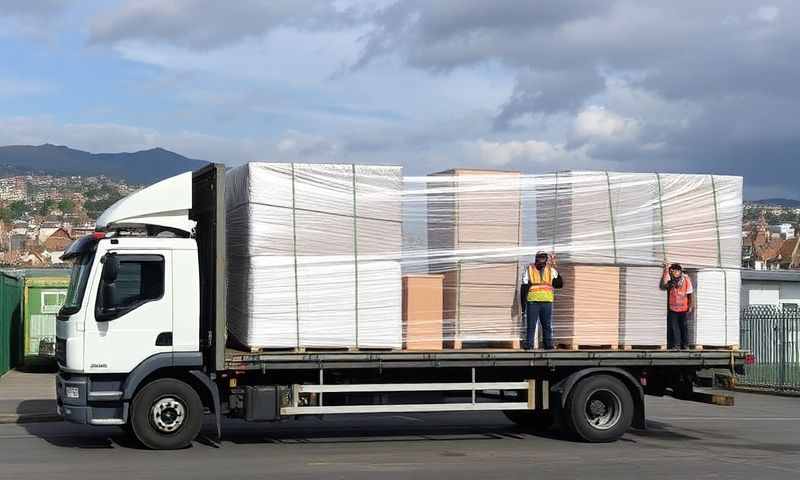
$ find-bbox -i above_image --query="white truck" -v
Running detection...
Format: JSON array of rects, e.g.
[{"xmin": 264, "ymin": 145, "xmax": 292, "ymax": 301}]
[{"xmin": 55, "ymin": 164, "xmax": 744, "ymax": 449}]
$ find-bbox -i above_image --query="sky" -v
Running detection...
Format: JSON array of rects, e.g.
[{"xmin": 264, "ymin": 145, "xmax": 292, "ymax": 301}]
[{"xmin": 0, "ymin": 0, "xmax": 797, "ymax": 199}]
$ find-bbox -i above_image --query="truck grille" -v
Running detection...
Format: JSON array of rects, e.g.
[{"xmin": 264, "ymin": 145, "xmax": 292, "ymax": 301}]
[{"xmin": 55, "ymin": 337, "xmax": 66, "ymax": 365}]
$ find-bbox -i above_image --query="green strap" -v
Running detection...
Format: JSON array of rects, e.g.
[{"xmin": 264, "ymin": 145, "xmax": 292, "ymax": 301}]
[
  {"xmin": 551, "ymin": 171, "xmax": 559, "ymax": 252},
  {"xmin": 290, "ymin": 163, "xmax": 301, "ymax": 348},
  {"xmin": 604, "ymin": 171, "xmax": 618, "ymax": 264},
  {"xmin": 655, "ymin": 173, "xmax": 667, "ymax": 263},
  {"xmin": 723, "ymin": 269, "xmax": 729, "ymax": 345},
  {"xmin": 710, "ymin": 175, "xmax": 723, "ymax": 268},
  {"xmin": 351, "ymin": 164, "xmax": 359, "ymax": 348}
]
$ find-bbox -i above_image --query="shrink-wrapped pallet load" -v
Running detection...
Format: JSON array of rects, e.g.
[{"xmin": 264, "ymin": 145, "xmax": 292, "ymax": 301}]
[
  {"xmin": 225, "ymin": 162, "xmax": 402, "ymax": 350},
  {"xmin": 552, "ymin": 265, "xmax": 621, "ymax": 348},
  {"xmin": 426, "ymin": 170, "xmax": 523, "ymax": 347},
  {"xmin": 688, "ymin": 269, "xmax": 741, "ymax": 348},
  {"xmin": 535, "ymin": 172, "xmax": 742, "ymax": 268},
  {"xmin": 618, "ymin": 267, "xmax": 667, "ymax": 348},
  {"xmin": 660, "ymin": 175, "xmax": 743, "ymax": 269},
  {"xmin": 535, "ymin": 172, "xmax": 663, "ymax": 265}
]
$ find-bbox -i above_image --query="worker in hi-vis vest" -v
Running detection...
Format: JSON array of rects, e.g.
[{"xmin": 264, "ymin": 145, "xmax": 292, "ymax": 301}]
[
  {"xmin": 660, "ymin": 263, "xmax": 694, "ymax": 349},
  {"xmin": 520, "ymin": 251, "xmax": 564, "ymax": 350}
]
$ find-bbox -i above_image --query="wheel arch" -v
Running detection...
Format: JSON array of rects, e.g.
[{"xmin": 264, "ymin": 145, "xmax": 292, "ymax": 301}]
[
  {"xmin": 121, "ymin": 353, "xmax": 219, "ymax": 413},
  {"xmin": 551, "ymin": 367, "xmax": 645, "ymax": 429}
]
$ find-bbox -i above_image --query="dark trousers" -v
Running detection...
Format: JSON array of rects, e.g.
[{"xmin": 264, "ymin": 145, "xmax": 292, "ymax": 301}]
[
  {"xmin": 667, "ymin": 310, "xmax": 689, "ymax": 349},
  {"xmin": 526, "ymin": 301, "xmax": 553, "ymax": 349}
]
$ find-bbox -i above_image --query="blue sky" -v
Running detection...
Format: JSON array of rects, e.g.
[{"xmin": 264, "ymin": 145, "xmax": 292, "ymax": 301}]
[{"xmin": 1, "ymin": 1, "xmax": 799, "ymax": 199}]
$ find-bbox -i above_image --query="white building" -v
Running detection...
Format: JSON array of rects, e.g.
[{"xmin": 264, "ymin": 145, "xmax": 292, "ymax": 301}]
[
  {"xmin": 769, "ymin": 223, "xmax": 796, "ymax": 239},
  {"xmin": 741, "ymin": 270, "xmax": 800, "ymax": 310}
]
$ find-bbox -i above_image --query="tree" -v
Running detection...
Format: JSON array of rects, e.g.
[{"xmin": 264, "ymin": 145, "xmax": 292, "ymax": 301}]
[
  {"xmin": 39, "ymin": 199, "xmax": 56, "ymax": 217},
  {"xmin": 8, "ymin": 201, "xmax": 27, "ymax": 220},
  {"xmin": 58, "ymin": 198, "xmax": 75, "ymax": 214}
]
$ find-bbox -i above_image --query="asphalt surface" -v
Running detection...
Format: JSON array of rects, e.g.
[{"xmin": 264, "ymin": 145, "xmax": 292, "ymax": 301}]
[{"xmin": 0, "ymin": 390, "xmax": 798, "ymax": 480}]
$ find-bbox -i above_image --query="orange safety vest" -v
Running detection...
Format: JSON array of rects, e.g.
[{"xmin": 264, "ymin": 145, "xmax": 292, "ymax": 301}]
[
  {"xmin": 668, "ymin": 275, "xmax": 693, "ymax": 313},
  {"xmin": 527, "ymin": 265, "xmax": 555, "ymax": 303}
]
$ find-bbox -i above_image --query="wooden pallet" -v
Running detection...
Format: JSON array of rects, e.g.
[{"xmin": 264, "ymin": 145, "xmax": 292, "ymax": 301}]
[
  {"xmin": 690, "ymin": 344, "xmax": 740, "ymax": 351},
  {"xmin": 248, "ymin": 346, "xmax": 398, "ymax": 353},
  {"xmin": 618, "ymin": 344, "xmax": 667, "ymax": 351},
  {"xmin": 449, "ymin": 339, "xmax": 522, "ymax": 350},
  {"xmin": 557, "ymin": 344, "xmax": 617, "ymax": 351}
]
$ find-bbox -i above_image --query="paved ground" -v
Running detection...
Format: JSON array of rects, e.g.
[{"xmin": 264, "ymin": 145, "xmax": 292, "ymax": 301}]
[
  {"xmin": 0, "ymin": 372, "xmax": 798, "ymax": 480},
  {"xmin": 0, "ymin": 369, "xmax": 58, "ymax": 423}
]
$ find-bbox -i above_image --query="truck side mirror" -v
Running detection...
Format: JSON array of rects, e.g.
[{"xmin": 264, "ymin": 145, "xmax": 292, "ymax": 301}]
[{"xmin": 103, "ymin": 254, "xmax": 119, "ymax": 284}]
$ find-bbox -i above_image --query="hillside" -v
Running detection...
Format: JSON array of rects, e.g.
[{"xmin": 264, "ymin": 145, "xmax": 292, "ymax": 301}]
[
  {"xmin": 749, "ymin": 198, "xmax": 800, "ymax": 208},
  {"xmin": 0, "ymin": 144, "xmax": 208, "ymax": 184}
]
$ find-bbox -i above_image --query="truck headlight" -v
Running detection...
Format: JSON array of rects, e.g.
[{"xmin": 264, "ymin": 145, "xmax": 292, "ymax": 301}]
[{"xmin": 65, "ymin": 386, "xmax": 80, "ymax": 399}]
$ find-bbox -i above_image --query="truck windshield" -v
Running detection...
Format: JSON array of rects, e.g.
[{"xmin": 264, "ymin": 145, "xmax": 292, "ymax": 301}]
[{"xmin": 59, "ymin": 252, "xmax": 95, "ymax": 317}]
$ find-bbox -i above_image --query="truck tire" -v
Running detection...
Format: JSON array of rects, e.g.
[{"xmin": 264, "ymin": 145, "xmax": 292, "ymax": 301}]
[
  {"xmin": 130, "ymin": 378, "xmax": 203, "ymax": 450},
  {"xmin": 564, "ymin": 375, "xmax": 633, "ymax": 443},
  {"xmin": 503, "ymin": 410, "xmax": 554, "ymax": 431}
]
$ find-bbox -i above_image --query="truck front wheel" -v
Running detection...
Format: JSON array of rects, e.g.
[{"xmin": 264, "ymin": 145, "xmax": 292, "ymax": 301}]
[
  {"xmin": 564, "ymin": 375, "xmax": 633, "ymax": 443},
  {"xmin": 130, "ymin": 378, "xmax": 203, "ymax": 450}
]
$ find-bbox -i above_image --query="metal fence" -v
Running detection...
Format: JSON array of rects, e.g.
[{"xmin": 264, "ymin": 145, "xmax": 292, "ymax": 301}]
[{"xmin": 738, "ymin": 305, "xmax": 800, "ymax": 391}]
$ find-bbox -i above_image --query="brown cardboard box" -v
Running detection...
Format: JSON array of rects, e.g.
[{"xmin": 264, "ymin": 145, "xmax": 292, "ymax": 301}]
[
  {"xmin": 552, "ymin": 265, "xmax": 620, "ymax": 347},
  {"xmin": 403, "ymin": 275, "xmax": 444, "ymax": 350},
  {"xmin": 441, "ymin": 261, "xmax": 522, "ymax": 345}
]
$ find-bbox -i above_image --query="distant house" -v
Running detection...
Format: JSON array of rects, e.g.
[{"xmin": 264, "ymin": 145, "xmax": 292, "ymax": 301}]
[
  {"xmin": 42, "ymin": 250, "xmax": 65, "ymax": 265},
  {"xmin": 777, "ymin": 237, "xmax": 800, "ymax": 270},
  {"xmin": 9, "ymin": 233, "xmax": 27, "ymax": 252},
  {"xmin": 18, "ymin": 250, "xmax": 47, "ymax": 267},
  {"xmin": 37, "ymin": 226, "xmax": 60, "ymax": 245},
  {"xmin": 769, "ymin": 223, "xmax": 796, "ymax": 239},
  {"xmin": 71, "ymin": 222, "xmax": 96, "ymax": 238},
  {"xmin": 43, "ymin": 227, "xmax": 73, "ymax": 252}
]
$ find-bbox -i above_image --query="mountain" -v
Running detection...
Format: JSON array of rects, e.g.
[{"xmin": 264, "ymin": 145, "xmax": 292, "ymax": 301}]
[
  {"xmin": 0, "ymin": 144, "xmax": 208, "ymax": 184},
  {"xmin": 749, "ymin": 198, "xmax": 800, "ymax": 208}
]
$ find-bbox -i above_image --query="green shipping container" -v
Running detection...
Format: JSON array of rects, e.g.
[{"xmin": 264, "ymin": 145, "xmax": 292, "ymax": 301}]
[
  {"xmin": 23, "ymin": 276, "xmax": 69, "ymax": 360},
  {"xmin": 0, "ymin": 272, "xmax": 23, "ymax": 377}
]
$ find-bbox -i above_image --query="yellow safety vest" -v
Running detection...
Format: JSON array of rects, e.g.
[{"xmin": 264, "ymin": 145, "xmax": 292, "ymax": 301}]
[{"xmin": 527, "ymin": 265, "xmax": 555, "ymax": 303}]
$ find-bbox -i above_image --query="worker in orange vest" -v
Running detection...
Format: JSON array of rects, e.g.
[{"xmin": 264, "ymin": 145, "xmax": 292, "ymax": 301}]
[
  {"xmin": 520, "ymin": 251, "xmax": 563, "ymax": 349},
  {"xmin": 661, "ymin": 263, "xmax": 694, "ymax": 349}
]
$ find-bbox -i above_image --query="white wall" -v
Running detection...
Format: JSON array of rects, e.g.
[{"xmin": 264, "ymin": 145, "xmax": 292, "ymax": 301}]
[{"xmin": 742, "ymin": 280, "xmax": 800, "ymax": 307}]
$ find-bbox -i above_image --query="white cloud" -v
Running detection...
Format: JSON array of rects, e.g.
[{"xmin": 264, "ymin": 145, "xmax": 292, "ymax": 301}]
[
  {"xmin": 573, "ymin": 106, "xmax": 640, "ymax": 141},
  {"xmin": 276, "ymin": 130, "xmax": 342, "ymax": 158},
  {"xmin": 752, "ymin": 5, "xmax": 780, "ymax": 23},
  {"xmin": 471, "ymin": 139, "xmax": 569, "ymax": 166},
  {"xmin": 89, "ymin": 0, "xmax": 361, "ymax": 50}
]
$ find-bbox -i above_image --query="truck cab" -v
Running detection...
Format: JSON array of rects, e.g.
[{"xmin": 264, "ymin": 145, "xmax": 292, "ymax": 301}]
[{"xmin": 55, "ymin": 168, "xmax": 222, "ymax": 444}]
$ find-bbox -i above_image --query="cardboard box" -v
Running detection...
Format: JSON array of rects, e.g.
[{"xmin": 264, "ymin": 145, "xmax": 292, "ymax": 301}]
[
  {"xmin": 552, "ymin": 265, "xmax": 620, "ymax": 347},
  {"xmin": 403, "ymin": 275, "xmax": 444, "ymax": 350},
  {"xmin": 427, "ymin": 169, "xmax": 523, "ymax": 346}
]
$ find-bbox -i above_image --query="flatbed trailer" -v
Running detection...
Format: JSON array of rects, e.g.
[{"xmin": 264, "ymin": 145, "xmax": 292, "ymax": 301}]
[
  {"xmin": 54, "ymin": 164, "xmax": 746, "ymax": 449},
  {"xmin": 213, "ymin": 347, "xmax": 744, "ymax": 441}
]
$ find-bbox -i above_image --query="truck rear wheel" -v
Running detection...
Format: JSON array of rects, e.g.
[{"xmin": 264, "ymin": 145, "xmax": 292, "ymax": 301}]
[
  {"xmin": 503, "ymin": 410, "xmax": 554, "ymax": 431},
  {"xmin": 130, "ymin": 378, "xmax": 203, "ymax": 450},
  {"xmin": 564, "ymin": 375, "xmax": 633, "ymax": 443}
]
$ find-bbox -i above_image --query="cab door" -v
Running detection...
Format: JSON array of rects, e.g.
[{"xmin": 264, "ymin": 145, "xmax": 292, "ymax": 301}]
[{"xmin": 83, "ymin": 249, "xmax": 173, "ymax": 373}]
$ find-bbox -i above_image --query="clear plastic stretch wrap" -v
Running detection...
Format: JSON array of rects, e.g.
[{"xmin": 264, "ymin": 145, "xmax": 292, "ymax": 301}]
[{"xmin": 225, "ymin": 163, "xmax": 743, "ymax": 351}]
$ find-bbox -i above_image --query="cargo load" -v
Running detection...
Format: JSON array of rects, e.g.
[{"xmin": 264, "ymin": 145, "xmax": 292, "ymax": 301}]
[
  {"xmin": 225, "ymin": 163, "xmax": 403, "ymax": 349},
  {"xmin": 226, "ymin": 164, "xmax": 742, "ymax": 351}
]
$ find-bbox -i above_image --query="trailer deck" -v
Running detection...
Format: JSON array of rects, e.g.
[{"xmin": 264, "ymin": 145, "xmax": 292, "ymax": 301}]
[{"xmin": 224, "ymin": 348, "xmax": 745, "ymax": 371}]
